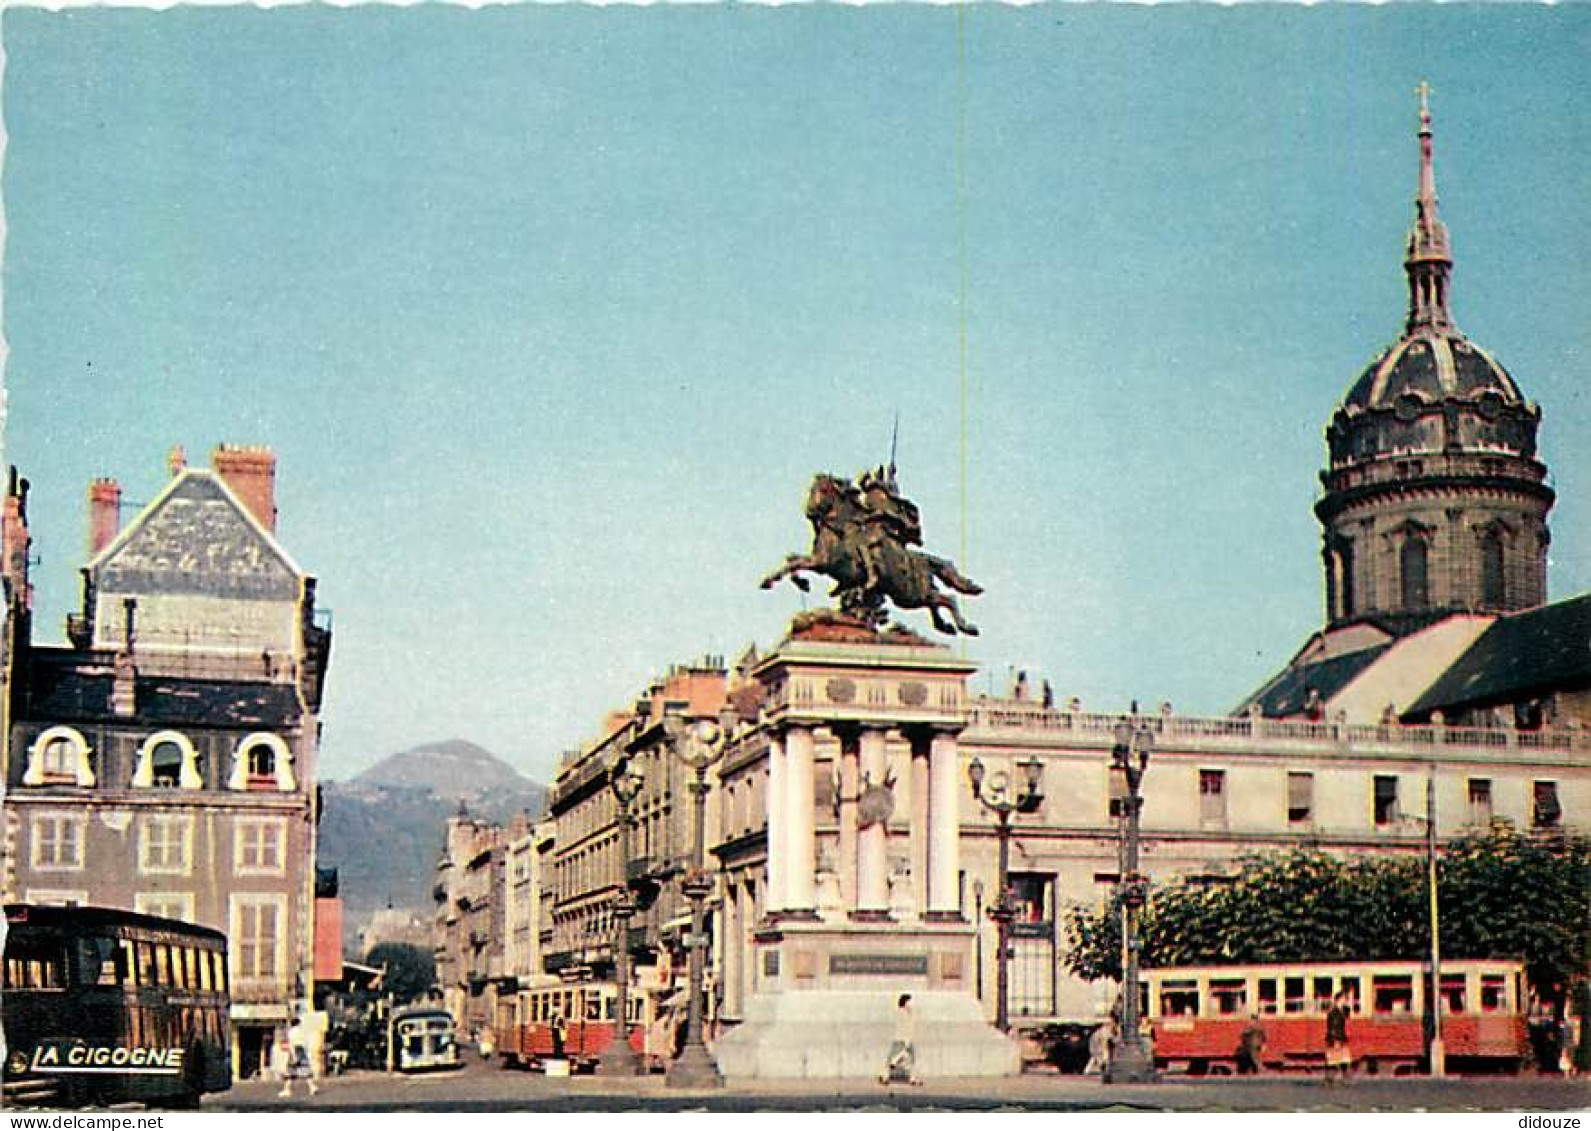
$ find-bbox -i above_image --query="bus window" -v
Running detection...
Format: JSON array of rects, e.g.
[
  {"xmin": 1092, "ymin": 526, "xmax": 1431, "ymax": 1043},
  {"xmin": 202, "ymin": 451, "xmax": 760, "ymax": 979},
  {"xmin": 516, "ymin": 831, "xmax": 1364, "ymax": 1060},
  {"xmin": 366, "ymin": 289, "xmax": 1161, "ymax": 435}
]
[
  {"xmin": 121, "ymin": 940, "xmax": 140, "ymax": 987},
  {"xmin": 1439, "ymin": 974, "xmax": 1467, "ymax": 1013},
  {"xmin": 137, "ymin": 942, "xmax": 157, "ymax": 986},
  {"xmin": 1257, "ymin": 978, "xmax": 1279, "ymax": 1015},
  {"xmin": 1312, "ymin": 977, "xmax": 1334, "ymax": 1012},
  {"xmin": 155, "ymin": 945, "xmax": 173, "ymax": 986},
  {"xmin": 198, "ymin": 949, "xmax": 212, "ymax": 992},
  {"xmin": 1159, "ymin": 979, "xmax": 1199, "ymax": 1017},
  {"xmin": 1284, "ymin": 977, "xmax": 1307, "ymax": 1014},
  {"xmin": 1373, "ymin": 975, "xmax": 1414, "ymax": 1014},
  {"xmin": 1480, "ymin": 974, "xmax": 1509, "ymax": 1012},
  {"xmin": 1211, "ymin": 978, "xmax": 1247, "ymax": 1015}
]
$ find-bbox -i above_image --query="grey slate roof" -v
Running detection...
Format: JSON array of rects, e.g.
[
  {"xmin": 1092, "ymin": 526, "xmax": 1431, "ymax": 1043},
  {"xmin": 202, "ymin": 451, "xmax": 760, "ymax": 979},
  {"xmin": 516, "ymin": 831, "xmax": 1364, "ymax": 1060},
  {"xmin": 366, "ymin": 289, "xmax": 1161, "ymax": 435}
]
[
  {"xmin": 22, "ymin": 650, "xmax": 301, "ymax": 729},
  {"xmin": 1236, "ymin": 641, "xmax": 1393, "ymax": 718},
  {"xmin": 1405, "ymin": 593, "xmax": 1591, "ymax": 719}
]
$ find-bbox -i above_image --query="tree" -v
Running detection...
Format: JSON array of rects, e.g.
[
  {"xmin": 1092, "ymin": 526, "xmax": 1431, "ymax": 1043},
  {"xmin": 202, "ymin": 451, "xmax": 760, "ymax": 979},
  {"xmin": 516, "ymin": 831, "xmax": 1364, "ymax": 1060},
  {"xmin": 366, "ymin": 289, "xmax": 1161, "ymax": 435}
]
[
  {"xmin": 1063, "ymin": 827, "xmax": 1591, "ymax": 996},
  {"xmin": 364, "ymin": 942, "xmax": 436, "ymax": 1005}
]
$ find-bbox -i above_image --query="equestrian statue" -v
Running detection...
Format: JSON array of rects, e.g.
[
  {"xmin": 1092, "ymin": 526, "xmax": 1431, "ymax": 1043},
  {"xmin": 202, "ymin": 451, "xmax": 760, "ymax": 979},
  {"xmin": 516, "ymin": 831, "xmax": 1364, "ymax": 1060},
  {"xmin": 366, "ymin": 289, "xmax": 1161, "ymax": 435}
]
[{"xmin": 760, "ymin": 466, "xmax": 983, "ymax": 636}]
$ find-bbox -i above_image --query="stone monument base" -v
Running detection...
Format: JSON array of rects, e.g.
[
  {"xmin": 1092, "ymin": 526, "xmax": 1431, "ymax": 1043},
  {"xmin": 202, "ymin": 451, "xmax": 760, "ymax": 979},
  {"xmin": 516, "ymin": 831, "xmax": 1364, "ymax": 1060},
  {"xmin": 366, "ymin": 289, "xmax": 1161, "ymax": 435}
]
[{"xmin": 715, "ymin": 989, "xmax": 1019, "ymax": 1080}]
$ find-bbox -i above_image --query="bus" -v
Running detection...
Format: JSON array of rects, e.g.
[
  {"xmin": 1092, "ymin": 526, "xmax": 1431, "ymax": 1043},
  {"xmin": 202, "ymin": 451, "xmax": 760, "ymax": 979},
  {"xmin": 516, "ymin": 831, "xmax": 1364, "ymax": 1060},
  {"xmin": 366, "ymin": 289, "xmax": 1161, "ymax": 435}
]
[
  {"xmin": 1142, "ymin": 958, "xmax": 1530, "ymax": 1076},
  {"xmin": 2, "ymin": 904, "xmax": 231, "ymax": 1108},
  {"xmin": 494, "ymin": 981, "xmax": 651, "ymax": 1073},
  {"xmin": 388, "ymin": 1007, "xmax": 459, "ymax": 1073}
]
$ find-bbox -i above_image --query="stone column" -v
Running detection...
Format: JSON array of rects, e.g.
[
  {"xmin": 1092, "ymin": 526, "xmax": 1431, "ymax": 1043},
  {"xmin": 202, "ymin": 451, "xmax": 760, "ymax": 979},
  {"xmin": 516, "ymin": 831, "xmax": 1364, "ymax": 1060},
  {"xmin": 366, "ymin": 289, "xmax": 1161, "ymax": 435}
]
[
  {"xmin": 928, "ymin": 729, "xmax": 962, "ymax": 918},
  {"xmin": 766, "ymin": 734, "xmax": 785, "ymax": 915},
  {"xmin": 837, "ymin": 728, "xmax": 859, "ymax": 910},
  {"xmin": 855, "ymin": 727, "xmax": 890, "ymax": 917},
  {"xmin": 910, "ymin": 730, "xmax": 931, "ymax": 919},
  {"xmin": 785, "ymin": 724, "xmax": 817, "ymax": 915}
]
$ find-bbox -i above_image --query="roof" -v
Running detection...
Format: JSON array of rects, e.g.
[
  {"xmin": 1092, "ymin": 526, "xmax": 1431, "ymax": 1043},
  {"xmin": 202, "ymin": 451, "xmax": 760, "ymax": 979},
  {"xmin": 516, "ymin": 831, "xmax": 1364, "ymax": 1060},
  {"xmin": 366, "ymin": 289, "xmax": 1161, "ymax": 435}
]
[
  {"xmin": 1235, "ymin": 641, "xmax": 1392, "ymax": 718},
  {"xmin": 1405, "ymin": 593, "xmax": 1591, "ymax": 718},
  {"xmin": 21, "ymin": 651, "xmax": 302, "ymax": 729}
]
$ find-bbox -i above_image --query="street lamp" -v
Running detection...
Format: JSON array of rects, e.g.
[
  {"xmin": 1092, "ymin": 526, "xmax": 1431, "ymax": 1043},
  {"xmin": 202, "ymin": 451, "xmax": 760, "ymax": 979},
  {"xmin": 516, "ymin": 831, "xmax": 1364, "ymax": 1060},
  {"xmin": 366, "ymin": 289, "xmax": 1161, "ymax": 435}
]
[
  {"xmin": 1104, "ymin": 711, "xmax": 1157, "ymax": 1085},
  {"xmin": 597, "ymin": 739, "xmax": 645, "ymax": 1077},
  {"xmin": 1400, "ymin": 767, "xmax": 1445, "ymax": 1078},
  {"xmin": 660, "ymin": 704, "xmax": 738, "ymax": 1089},
  {"xmin": 967, "ymin": 753, "xmax": 1044, "ymax": 1033}
]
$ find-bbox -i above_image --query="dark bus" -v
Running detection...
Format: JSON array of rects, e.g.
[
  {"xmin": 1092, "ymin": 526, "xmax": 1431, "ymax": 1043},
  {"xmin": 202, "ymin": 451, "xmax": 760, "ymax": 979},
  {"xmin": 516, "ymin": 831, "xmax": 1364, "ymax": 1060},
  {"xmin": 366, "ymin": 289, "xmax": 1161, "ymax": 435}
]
[{"xmin": 2, "ymin": 904, "xmax": 232, "ymax": 1108}]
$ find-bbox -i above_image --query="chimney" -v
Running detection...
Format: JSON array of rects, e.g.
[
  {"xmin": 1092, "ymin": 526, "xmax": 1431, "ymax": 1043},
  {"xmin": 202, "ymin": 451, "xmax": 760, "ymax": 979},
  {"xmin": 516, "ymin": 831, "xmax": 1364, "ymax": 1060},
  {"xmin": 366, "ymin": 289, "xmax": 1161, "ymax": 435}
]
[
  {"xmin": 4, "ymin": 468, "xmax": 33, "ymax": 612},
  {"xmin": 168, "ymin": 444, "xmax": 187, "ymax": 476},
  {"xmin": 88, "ymin": 478, "xmax": 122, "ymax": 556},
  {"xmin": 212, "ymin": 445, "xmax": 278, "ymax": 532}
]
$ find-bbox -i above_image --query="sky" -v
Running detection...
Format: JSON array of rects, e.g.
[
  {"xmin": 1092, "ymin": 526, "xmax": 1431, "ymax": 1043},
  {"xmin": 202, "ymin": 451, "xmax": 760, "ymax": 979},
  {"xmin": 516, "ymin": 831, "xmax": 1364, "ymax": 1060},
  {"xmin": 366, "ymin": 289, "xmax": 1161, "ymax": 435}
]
[{"xmin": 3, "ymin": 4, "xmax": 1587, "ymax": 786}]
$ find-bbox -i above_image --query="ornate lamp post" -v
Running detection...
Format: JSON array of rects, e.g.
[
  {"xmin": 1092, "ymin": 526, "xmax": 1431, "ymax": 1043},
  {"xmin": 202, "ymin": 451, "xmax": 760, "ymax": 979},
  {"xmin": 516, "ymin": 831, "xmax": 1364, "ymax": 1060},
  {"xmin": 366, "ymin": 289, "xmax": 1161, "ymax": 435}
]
[
  {"xmin": 597, "ymin": 744, "xmax": 645, "ymax": 1077},
  {"xmin": 967, "ymin": 754, "xmax": 1044, "ymax": 1033},
  {"xmin": 660, "ymin": 705, "xmax": 737, "ymax": 1089},
  {"xmin": 1104, "ymin": 711, "xmax": 1157, "ymax": 1084}
]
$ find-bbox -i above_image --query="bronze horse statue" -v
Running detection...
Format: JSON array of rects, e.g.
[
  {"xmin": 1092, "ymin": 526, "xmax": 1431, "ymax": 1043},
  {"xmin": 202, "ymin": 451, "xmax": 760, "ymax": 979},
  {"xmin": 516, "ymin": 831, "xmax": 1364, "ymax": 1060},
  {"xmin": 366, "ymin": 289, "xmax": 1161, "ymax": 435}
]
[{"xmin": 760, "ymin": 472, "xmax": 982, "ymax": 636}]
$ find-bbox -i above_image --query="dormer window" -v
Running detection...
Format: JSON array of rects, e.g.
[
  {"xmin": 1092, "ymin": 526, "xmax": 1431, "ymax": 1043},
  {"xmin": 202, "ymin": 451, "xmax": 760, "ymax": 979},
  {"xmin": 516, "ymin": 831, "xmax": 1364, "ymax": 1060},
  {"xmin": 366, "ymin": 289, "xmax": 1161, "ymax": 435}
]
[
  {"xmin": 22, "ymin": 727, "xmax": 96, "ymax": 788},
  {"xmin": 228, "ymin": 734, "xmax": 296, "ymax": 792},
  {"xmin": 132, "ymin": 731, "xmax": 203, "ymax": 790}
]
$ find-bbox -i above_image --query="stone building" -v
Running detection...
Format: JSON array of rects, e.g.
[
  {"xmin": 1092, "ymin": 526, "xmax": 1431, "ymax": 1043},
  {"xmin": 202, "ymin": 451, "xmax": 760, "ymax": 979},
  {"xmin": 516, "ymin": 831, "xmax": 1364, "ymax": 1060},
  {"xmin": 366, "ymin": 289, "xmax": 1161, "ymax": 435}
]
[
  {"xmin": 0, "ymin": 446, "xmax": 333, "ymax": 1078},
  {"xmin": 431, "ymin": 807, "xmax": 508, "ymax": 1036},
  {"xmin": 542, "ymin": 659, "xmax": 729, "ymax": 1006}
]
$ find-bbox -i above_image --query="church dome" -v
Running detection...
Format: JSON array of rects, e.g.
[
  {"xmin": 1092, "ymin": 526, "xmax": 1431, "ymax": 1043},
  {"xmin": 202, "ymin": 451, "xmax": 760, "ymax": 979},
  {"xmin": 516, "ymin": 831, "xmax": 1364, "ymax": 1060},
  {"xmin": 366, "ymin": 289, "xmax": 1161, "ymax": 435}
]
[{"xmin": 1314, "ymin": 87, "xmax": 1553, "ymax": 635}]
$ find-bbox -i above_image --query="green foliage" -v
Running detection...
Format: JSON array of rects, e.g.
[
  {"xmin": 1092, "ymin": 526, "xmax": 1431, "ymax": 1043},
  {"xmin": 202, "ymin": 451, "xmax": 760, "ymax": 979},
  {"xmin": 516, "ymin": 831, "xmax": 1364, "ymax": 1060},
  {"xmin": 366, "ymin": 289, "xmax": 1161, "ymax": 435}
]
[
  {"xmin": 1063, "ymin": 827, "xmax": 1591, "ymax": 992},
  {"xmin": 364, "ymin": 942, "xmax": 437, "ymax": 1005}
]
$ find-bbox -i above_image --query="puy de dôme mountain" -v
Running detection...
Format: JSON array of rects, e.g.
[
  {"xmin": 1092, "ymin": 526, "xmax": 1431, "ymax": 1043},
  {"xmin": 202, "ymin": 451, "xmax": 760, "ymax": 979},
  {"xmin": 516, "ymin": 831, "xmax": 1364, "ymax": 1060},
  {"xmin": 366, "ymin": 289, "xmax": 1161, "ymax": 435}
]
[{"xmin": 318, "ymin": 740, "xmax": 546, "ymax": 947}]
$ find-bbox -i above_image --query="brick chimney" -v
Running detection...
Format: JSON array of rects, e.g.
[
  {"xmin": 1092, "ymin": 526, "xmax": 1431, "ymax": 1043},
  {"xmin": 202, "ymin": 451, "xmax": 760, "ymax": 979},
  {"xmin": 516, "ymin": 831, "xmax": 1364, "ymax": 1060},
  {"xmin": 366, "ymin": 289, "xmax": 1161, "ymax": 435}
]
[
  {"xmin": 88, "ymin": 478, "xmax": 122, "ymax": 556},
  {"xmin": 212, "ymin": 445, "xmax": 277, "ymax": 533},
  {"xmin": 4, "ymin": 467, "xmax": 33, "ymax": 612}
]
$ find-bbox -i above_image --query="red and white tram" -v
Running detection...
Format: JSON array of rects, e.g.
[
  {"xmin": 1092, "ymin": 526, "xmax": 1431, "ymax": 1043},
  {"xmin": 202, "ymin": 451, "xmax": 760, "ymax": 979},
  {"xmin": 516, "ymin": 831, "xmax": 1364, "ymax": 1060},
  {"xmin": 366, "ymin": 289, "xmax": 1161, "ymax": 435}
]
[{"xmin": 1143, "ymin": 958, "xmax": 1530, "ymax": 1076}]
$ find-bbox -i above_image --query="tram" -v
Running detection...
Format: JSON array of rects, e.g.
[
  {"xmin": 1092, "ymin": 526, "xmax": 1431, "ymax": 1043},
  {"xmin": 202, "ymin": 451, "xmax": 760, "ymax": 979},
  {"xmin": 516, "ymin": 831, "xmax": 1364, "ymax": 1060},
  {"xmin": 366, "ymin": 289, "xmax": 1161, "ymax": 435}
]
[
  {"xmin": 2, "ymin": 904, "xmax": 232, "ymax": 1108},
  {"xmin": 1142, "ymin": 958, "xmax": 1531, "ymax": 1076},
  {"xmin": 494, "ymin": 981, "xmax": 651, "ymax": 1073}
]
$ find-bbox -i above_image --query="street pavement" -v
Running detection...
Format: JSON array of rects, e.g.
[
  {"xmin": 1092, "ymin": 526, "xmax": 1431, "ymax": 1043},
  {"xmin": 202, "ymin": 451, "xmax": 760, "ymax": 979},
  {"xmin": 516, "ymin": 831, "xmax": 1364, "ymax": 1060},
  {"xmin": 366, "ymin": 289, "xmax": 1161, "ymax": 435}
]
[{"xmin": 211, "ymin": 1059, "xmax": 1591, "ymax": 1113}]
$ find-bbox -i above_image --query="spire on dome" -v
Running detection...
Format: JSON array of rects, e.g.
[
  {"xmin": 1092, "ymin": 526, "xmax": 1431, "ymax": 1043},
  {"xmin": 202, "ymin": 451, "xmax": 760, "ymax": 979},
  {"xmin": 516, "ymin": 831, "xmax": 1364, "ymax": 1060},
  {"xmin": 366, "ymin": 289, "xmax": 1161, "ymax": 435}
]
[{"xmin": 1404, "ymin": 81, "xmax": 1455, "ymax": 332}]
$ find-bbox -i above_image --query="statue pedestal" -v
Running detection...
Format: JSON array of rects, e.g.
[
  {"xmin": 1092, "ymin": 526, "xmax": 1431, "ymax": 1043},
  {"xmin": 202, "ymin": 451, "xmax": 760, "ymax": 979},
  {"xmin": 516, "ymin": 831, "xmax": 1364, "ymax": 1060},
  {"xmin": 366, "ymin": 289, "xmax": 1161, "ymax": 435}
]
[
  {"xmin": 714, "ymin": 918, "xmax": 1019, "ymax": 1080},
  {"xmin": 714, "ymin": 626, "xmax": 1018, "ymax": 1080}
]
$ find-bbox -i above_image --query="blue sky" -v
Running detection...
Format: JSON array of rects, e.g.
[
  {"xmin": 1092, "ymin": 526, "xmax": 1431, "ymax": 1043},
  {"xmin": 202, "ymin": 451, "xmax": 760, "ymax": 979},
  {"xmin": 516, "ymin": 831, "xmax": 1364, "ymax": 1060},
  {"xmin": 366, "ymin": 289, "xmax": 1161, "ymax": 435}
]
[{"xmin": 4, "ymin": 5, "xmax": 1588, "ymax": 785}]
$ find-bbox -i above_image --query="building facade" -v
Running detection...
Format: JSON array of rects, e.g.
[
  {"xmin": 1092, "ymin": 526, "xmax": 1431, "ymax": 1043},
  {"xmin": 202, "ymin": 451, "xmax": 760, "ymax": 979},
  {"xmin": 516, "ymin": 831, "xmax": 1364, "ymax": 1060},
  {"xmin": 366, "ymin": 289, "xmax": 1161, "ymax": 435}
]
[{"xmin": 0, "ymin": 446, "xmax": 333, "ymax": 1077}]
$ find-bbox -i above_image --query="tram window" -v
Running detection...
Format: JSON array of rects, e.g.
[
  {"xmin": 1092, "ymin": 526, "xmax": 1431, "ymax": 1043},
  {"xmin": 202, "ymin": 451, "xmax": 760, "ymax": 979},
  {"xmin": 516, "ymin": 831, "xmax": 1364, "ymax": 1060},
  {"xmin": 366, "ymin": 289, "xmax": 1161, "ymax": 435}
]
[
  {"xmin": 1159, "ymin": 980, "xmax": 1199, "ymax": 1017},
  {"xmin": 1284, "ymin": 977, "xmax": 1307, "ymax": 1014},
  {"xmin": 76, "ymin": 936, "xmax": 122, "ymax": 986},
  {"xmin": 1339, "ymin": 977, "xmax": 1361, "ymax": 1010},
  {"xmin": 121, "ymin": 940, "xmax": 140, "ymax": 987},
  {"xmin": 137, "ymin": 942, "xmax": 157, "ymax": 986},
  {"xmin": 1480, "ymin": 975, "xmax": 1509, "ymax": 1012},
  {"xmin": 586, "ymin": 996, "xmax": 601, "ymax": 1022},
  {"xmin": 1257, "ymin": 978, "xmax": 1279, "ymax": 1015},
  {"xmin": 1313, "ymin": 977, "xmax": 1335, "ymax": 1011},
  {"xmin": 1440, "ymin": 975, "xmax": 1467, "ymax": 1013},
  {"xmin": 155, "ymin": 945, "xmax": 174, "ymax": 986},
  {"xmin": 1211, "ymin": 979, "xmax": 1247, "ymax": 1015},
  {"xmin": 5, "ymin": 945, "xmax": 65, "ymax": 990},
  {"xmin": 1372, "ymin": 975, "xmax": 1414, "ymax": 1014},
  {"xmin": 603, "ymin": 996, "xmax": 615, "ymax": 1022}
]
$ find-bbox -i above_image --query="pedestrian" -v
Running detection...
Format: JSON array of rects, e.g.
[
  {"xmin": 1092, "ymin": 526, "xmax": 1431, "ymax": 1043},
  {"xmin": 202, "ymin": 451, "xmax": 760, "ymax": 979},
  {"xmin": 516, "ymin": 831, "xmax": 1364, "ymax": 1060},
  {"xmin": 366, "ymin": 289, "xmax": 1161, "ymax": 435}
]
[
  {"xmin": 1085, "ymin": 1016, "xmax": 1115, "ymax": 1075},
  {"xmin": 878, "ymin": 993, "xmax": 922, "ymax": 1086},
  {"xmin": 278, "ymin": 1014, "xmax": 319, "ymax": 1099},
  {"xmin": 1238, "ymin": 1014, "xmax": 1266, "ymax": 1075},
  {"xmin": 478, "ymin": 1026, "xmax": 495, "ymax": 1062},
  {"xmin": 1324, "ymin": 991, "xmax": 1352, "ymax": 1085}
]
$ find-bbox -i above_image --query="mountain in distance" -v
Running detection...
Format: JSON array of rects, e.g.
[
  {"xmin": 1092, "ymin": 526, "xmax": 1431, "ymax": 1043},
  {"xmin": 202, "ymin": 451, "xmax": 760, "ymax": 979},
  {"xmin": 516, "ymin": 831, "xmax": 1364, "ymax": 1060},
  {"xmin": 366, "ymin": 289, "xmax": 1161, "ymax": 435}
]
[{"xmin": 318, "ymin": 739, "xmax": 547, "ymax": 952}]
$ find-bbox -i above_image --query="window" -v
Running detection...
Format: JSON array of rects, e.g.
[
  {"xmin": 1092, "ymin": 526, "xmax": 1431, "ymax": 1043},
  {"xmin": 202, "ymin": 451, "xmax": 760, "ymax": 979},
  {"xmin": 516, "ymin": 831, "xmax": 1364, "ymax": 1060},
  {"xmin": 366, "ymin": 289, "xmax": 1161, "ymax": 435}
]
[
  {"xmin": 1533, "ymin": 781, "xmax": 1562, "ymax": 828},
  {"xmin": 133, "ymin": 731, "xmax": 202, "ymax": 789},
  {"xmin": 1372, "ymin": 974, "xmax": 1415, "ymax": 1014},
  {"xmin": 229, "ymin": 734, "xmax": 296, "ymax": 792},
  {"xmin": 1199, "ymin": 770, "xmax": 1227, "ymax": 824},
  {"xmin": 1439, "ymin": 974, "xmax": 1467, "ymax": 1013},
  {"xmin": 231, "ymin": 895, "xmax": 285, "ymax": 985},
  {"xmin": 135, "ymin": 892, "xmax": 196, "ymax": 923},
  {"xmin": 1467, "ymin": 779, "xmax": 1493, "ymax": 826},
  {"xmin": 1158, "ymin": 980, "xmax": 1200, "ymax": 1018},
  {"xmin": 23, "ymin": 727, "xmax": 95, "ymax": 788},
  {"xmin": 1329, "ymin": 540, "xmax": 1356, "ymax": 620},
  {"xmin": 235, "ymin": 818, "xmax": 286, "ymax": 876},
  {"xmin": 1481, "ymin": 530, "xmax": 1507, "ymax": 607},
  {"xmin": 1401, "ymin": 535, "xmax": 1430, "ymax": 610},
  {"xmin": 1288, "ymin": 772, "xmax": 1314, "ymax": 826},
  {"xmin": 31, "ymin": 814, "xmax": 84, "ymax": 871},
  {"xmin": 1480, "ymin": 974, "xmax": 1510, "ymax": 1013},
  {"xmin": 1211, "ymin": 979, "xmax": 1247, "ymax": 1016},
  {"xmin": 1374, "ymin": 776, "xmax": 1400, "ymax": 826},
  {"xmin": 139, "ymin": 815, "xmax": 193, "ymax": 874},
  {"xmin": 4, "ymin": 938, "xmax": 65, "ymax": 990}
]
